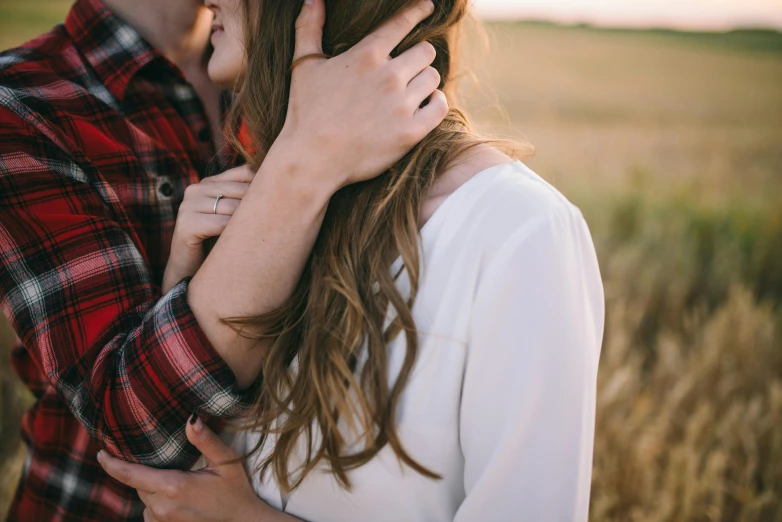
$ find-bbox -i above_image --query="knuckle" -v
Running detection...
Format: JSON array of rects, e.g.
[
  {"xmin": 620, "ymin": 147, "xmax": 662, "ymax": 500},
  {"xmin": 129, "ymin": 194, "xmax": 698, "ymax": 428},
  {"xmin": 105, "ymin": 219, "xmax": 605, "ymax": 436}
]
[
  {"xmin": 427, "ymin": 66, "xmax": 441, "ymax": 86},
  {"xmin": 422, "ymin": 41, "xmax": 436, "ymax": 61},
  {"xmin": 118, "ymin": 466, "xmax": 132, "ymax": 486},
  {"xmin": 162, "ymin": 485, "xmax": 177, "ymax": 500},
  {"xmin": 430, "ymin": 92, "xmax": 449, "ymax": 117},
  {"xmin": 418, "ymin": 0, "xmax": 435, "ymax": 15},
  {"xmin": 398, "ymin": 126, "xmax": 420, "ymax": 146},
  {"xmin": 294, "ymin": 14, "xmax": 311, "ymax": 33},
  {"xmin": 393, "ymin": 100, "xmax": 411, "ymax": 119},
  {"xmin": 241, "ymin": 165, "xmax": 256, "ymax": 180},
  {"xmin": 163, "ymin": 475, "xmax": 183, "ymax": 499},
  {"xmin": 183, "ymin": 184, "xmax": 197, "ymax": 198},
  {"xmin": 359, "ymin": 46, "xmax": 383, "ymax": 67},
  {"xmin": 214, "ymin": 182, "xmax": 234, "ymax": 197},
  {"xmin": 397, "ymin": 12, "xmax": 416, "ymax": 30},
  {"xmin": 383, "ymin": 70, "xmax": 403, "ymax": 92},
  {"xmin": 152, "ymin": 504, "xmax": 173, "ymax": 522}
]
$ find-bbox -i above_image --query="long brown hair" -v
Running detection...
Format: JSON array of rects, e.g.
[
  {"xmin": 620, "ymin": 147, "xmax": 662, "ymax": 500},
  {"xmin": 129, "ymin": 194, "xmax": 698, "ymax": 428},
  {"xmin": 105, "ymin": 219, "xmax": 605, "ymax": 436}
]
[{"xmin": 224, "ymin": 0, "xmax": 529, "ymax": 493}]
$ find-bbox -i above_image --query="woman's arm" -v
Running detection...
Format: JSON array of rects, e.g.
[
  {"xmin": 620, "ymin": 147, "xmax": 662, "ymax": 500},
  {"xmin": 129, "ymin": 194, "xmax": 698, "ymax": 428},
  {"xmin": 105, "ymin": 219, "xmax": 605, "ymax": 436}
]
[
  {"xmin": 187, "ymin": 0, "xmax": 446, "ymax": 389},
  {"xmin": 0, "ymin": 0, "xmax": 442, "ymax": 468},
  {"xmin": 96, "ymin": 204, "xmax": 605, "ymax": 522},
  {"xmin": 456, "ymin": 206, "xmax": 605, "ymax": 521},
  {"xmin": 96, "ymin": 204, "xmax": 606, "ymax": 522}
]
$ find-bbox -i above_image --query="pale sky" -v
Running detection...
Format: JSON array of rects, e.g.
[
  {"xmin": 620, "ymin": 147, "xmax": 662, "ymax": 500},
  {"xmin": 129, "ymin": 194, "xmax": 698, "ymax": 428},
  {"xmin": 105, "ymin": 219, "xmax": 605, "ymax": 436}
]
[{"xmin": 473, "ymin": 0, "xmax": 782, "ymax": 30}]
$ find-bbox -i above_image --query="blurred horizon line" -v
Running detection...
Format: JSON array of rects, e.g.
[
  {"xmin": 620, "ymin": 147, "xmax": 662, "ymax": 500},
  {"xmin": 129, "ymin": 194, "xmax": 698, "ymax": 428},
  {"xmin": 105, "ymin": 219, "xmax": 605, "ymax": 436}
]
[
  {"xmin": 473, "ymin": 1, "xmax": 782, "ymax": 32},
  {"xmin": 473, "ymin": 16, "xmax": 782, "ymax": 34}
]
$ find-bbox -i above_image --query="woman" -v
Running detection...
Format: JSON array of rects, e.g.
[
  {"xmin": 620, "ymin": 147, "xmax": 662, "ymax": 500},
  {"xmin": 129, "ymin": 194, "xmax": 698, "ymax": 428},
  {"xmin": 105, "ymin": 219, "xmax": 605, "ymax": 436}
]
[{"xmin": 98, "ymin": 0, "xmax": 605, "ymax": 520}]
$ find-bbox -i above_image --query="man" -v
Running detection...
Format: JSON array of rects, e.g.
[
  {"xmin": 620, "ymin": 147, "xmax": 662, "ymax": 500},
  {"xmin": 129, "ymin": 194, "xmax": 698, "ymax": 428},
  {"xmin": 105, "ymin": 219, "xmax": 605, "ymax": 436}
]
[{"xmin": 0, "ymin": 0, "xmax": 443, "ymax": 519}]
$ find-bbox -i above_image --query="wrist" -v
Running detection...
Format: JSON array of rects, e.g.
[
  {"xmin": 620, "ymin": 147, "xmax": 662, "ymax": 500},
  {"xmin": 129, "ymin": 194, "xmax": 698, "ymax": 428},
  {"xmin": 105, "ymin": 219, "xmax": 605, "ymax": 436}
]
[
  {"xmin": 263, "ymin": 135, "xmax": 343, "ymax": 201},
  {"xmin": 240, "ymin": 497, "xmax": 272, "ymax": 522}
]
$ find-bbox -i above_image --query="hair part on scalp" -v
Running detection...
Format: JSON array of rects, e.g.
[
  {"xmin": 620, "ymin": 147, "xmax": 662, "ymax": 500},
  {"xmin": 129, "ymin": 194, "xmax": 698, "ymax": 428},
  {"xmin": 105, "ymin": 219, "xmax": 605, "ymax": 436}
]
[{"xmin": 223, "ymin": 0, "xmax": 531, "ymax": 494}]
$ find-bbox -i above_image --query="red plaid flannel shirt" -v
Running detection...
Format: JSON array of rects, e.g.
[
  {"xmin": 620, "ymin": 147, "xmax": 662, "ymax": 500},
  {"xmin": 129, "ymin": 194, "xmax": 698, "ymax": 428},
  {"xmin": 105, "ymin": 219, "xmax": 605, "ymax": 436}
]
[{"xmin": 0, "ymin": 1, "xmax": 253, "ymax": 520}]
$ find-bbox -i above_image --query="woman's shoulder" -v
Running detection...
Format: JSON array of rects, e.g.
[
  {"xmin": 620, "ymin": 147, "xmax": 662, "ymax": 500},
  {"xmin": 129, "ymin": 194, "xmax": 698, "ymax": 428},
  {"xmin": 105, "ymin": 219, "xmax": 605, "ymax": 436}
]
[
  {"xmin": 437, "ymin": 158, "xmax": 588, "ymax": 255},
  {"xmin": 477, "ymin": 161, "xmax": 580, "ymax": 225}
]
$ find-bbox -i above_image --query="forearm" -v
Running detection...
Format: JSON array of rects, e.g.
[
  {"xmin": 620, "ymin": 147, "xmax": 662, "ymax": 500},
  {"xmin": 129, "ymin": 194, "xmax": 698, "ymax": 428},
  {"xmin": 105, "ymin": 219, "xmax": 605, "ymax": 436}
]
[
  {"xmin": 187, "ymin": 0, "xmax": 446, "ymax": 390},
  {"xmin": 188, "ymin": 143, "xmax": 334, "ymax": 389},
  {"xmin": 0, "ymin": 215, "xmax": 249, "ymax": 466}
]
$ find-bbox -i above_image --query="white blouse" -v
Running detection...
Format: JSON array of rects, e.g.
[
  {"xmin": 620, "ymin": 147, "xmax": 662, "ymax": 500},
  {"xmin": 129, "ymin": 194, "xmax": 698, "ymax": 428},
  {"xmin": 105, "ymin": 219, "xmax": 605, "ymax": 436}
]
[{"xmin": 233, "ymin": 161, "xmax": 605, "ymax": 521}]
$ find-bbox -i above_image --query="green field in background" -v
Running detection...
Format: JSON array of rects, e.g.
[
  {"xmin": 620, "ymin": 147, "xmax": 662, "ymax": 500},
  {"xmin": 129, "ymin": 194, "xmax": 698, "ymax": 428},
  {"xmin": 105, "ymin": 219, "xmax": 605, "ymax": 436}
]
[
  {"xmin": 0, "ymin": 0, "xmax": 73, "ymax": 50},
  {"xmin": 1, "ymin": 3, "xmax": 781, "ymax": 521}
]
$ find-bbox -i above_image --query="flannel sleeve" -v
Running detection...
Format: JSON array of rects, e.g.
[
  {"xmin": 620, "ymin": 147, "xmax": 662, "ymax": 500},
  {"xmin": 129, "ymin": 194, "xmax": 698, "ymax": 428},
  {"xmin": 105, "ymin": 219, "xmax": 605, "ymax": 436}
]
[{"xmin": 0, "ymin": 107, "xmax": 252, "ymax": 469}]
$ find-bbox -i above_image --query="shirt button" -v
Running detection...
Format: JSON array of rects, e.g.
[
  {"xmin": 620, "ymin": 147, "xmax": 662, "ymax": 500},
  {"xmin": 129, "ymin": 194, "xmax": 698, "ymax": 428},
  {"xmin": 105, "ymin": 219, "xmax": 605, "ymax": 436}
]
[
  {"xmin": 198, "ymin": 128, "xmax": 211, "ymax": 142},
  {"xmin": 159, "ymin": 182, "xmax": 174, "ymax": 197}
]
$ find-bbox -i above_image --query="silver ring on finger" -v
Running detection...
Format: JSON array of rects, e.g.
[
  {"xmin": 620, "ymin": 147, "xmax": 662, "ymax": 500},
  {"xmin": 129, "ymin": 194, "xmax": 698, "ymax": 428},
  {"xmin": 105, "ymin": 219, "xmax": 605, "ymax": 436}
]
[{"xmin": 213, "ymin": 194, "xmax": 224, "ymax": 215}]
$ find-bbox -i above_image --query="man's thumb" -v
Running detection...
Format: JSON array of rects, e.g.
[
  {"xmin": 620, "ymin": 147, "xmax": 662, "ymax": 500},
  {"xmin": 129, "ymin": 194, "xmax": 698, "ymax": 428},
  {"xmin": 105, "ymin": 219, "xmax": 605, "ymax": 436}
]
[
  {"xmin": 186, "ymin": 414, "xmax": 237, "ymax": 467},
  {"xmin": 293, "ymin": 0, "xmax": 326, "ymax": 61}
]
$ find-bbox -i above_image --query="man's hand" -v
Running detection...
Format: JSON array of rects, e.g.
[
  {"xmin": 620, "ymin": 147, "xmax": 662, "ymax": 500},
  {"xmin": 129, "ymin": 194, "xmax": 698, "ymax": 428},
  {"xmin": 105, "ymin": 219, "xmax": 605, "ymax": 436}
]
[{"xmin": 272, "ymin": 0, "xmax": 447, "ymax": 194}]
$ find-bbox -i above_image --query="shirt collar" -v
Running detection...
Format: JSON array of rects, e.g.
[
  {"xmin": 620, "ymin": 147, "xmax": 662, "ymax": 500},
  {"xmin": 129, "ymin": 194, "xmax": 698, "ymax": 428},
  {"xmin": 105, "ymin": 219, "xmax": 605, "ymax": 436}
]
[{"xmin": 65, "ymin": 0, "xmax": 181, "ymax": 101}]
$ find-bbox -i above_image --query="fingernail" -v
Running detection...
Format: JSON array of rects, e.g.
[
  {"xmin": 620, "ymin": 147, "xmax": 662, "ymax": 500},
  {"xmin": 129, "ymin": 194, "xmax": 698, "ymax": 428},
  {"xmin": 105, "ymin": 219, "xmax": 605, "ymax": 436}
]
[
  {"xmin": 189, "ymin": 411, "xmax": 198, "ymax": 425},
  {"xmin": 96, "ymin": 450, "xmax": 103, "ymax": 464},
  {"xmin": 304, "ymin": 0, "xmax": 314, "ymax": 5},
  {"xmin": 193, "ymin": 416, "xmax": 204, "ymax": 434}
]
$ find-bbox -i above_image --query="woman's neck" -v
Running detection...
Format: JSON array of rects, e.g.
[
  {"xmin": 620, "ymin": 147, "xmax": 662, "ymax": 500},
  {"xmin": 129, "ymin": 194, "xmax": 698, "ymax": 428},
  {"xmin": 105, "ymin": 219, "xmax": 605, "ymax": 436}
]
[{"xmin": 419, "ymin": 145, "xmax": 514, "ymax": 229}]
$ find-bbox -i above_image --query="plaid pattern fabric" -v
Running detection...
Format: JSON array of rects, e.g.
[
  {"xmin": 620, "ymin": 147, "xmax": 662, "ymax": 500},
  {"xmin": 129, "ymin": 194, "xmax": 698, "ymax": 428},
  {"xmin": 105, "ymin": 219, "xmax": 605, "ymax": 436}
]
[{"xmin": 0, "ymin": 1, "xmax": 251, "ymax": 520}]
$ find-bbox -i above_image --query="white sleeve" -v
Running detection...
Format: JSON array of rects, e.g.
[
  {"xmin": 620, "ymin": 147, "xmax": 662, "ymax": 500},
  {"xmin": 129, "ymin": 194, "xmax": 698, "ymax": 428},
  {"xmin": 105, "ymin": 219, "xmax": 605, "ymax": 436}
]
[{"xmin": 455, "ymin": 206, "xmax": 605, "ymax": 522}]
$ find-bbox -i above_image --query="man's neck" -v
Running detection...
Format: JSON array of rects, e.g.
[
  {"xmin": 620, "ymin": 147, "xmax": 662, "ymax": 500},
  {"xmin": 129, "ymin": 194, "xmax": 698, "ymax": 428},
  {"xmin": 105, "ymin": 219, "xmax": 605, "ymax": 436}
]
[
  {"xmin": 103, "ymin": 0, "xmax": 224, "ymax": 146},
  {"xmin": 103, "ymin": 0, "xmax": 213, "ymax": 72}
]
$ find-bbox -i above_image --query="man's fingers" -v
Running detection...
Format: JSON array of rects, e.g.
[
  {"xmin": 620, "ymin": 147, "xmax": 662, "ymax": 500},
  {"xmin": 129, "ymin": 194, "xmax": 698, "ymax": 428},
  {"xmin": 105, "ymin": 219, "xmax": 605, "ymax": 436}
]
[
  {"xmin": 97, "ymin": 451, "xmax": 179, "ymax": 493},
  {"xmin": 357, "ymin": 0, "xmax": 435, "ymax": 57},
  {"xmin": 186, "ymin": 415, "xmax": 239, "ymax": 468},
  {"xmin": 293, "ymin": 0, "xmax": 326, "ymax": 61},
  {"xmin": 392, "ymin": 41, "xmax": 437, "ymax": 81}
]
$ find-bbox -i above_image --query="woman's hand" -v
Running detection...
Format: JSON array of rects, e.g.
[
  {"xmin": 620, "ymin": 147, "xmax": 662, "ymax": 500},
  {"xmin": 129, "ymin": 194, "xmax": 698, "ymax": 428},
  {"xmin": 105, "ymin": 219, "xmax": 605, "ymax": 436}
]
[
  {"xmin": 162, "ymin": 165, "xmax": 255, "ymax": 294},
  {"xmin": 270, "ymin": 0, "xmax": 448, "ymax": 193},
  {"xmin": 97, "ymin": 416, "xmax": 291, "ymax": 522}
]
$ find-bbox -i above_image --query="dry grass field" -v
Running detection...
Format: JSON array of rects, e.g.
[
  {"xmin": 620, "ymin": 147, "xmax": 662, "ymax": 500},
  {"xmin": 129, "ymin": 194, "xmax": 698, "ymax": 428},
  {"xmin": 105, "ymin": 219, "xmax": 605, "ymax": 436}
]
[{"xmin": 2, "ymin": 2, "xmax": 782, "ymax": 521}]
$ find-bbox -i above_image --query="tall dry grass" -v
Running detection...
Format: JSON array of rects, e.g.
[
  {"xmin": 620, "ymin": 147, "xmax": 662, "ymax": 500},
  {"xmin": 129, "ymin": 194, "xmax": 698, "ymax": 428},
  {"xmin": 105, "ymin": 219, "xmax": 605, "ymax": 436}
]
[
  {"xmin": 1, "ymin": 6, "xmax": 782, "ymax": 521},
  {"xmin": 584, "ymin": 195, "xmax": 782, "ymax": 521}
]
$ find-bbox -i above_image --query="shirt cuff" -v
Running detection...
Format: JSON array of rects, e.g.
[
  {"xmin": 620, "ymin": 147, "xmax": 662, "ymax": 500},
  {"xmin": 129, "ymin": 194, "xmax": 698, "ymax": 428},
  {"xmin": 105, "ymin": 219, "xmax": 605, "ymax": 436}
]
[{"xmin": 156, "ymin": 277, "xmax": 258, "ymax": 419}]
